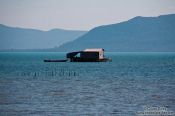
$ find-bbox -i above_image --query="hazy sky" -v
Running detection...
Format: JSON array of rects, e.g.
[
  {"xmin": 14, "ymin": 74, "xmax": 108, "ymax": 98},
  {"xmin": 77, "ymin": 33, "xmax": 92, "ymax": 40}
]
[{"xmin": 0, "ymin": 0, "xmax": 175, "ymax": 30}]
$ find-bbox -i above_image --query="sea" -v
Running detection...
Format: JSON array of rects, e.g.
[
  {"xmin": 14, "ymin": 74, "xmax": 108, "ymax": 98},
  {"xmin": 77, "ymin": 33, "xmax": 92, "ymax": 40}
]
[{"xmin": 0, "ymin": 52, "xmax": 175, "ymax": 116}]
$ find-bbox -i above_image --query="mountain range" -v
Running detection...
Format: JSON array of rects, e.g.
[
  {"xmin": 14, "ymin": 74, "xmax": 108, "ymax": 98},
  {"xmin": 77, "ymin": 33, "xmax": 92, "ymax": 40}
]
[
  {"xmin": 0, "ymin": 24, "xmax": 87, "ymax": 50},
  {"xmin": 0, "ymin": 14, "xmax": 175, "ymax": 52},
  {"xmin": 56, "ymin": 14, "xmax": 175, "ymax": 52}
]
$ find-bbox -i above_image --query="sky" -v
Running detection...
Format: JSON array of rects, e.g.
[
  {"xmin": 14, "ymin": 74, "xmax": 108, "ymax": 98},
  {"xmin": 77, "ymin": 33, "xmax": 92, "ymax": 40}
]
[{"xmin": 0, "ymin": 0, "xmax": 175, "ymax": 31}]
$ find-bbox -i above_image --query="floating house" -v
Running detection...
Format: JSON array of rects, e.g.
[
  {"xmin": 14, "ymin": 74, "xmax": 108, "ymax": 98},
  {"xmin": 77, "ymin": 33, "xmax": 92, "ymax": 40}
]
[
  {"xmin": 44, "ymin": 48, "xmax": 111, "ymax": 62},
  {"xmin": 66, "ymin": 48, "xmax": 110, "ymax": 62}
]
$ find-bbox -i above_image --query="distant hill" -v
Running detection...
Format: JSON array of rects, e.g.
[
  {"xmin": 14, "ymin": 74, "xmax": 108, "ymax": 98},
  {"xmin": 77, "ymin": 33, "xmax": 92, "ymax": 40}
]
[
  {"xmin": 56, "ymin": 14, "xmax": 175, "ymax": 52},
  {"xmin": 0, "ymin": 24, "xmax": 87, "ymax": 49}
]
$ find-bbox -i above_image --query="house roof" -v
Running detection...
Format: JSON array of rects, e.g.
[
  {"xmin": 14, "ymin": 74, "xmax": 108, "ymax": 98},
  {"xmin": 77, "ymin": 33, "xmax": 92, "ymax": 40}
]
[{"xmin": 84, "ymin": 48, "xmax": 104, "ymax": 52}]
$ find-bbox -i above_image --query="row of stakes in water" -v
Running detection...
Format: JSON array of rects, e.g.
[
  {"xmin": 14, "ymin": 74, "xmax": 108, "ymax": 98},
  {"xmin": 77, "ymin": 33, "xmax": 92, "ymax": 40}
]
[{"xmin": 20, "ymin": 68, "xmax": 79, "ymax": 77}]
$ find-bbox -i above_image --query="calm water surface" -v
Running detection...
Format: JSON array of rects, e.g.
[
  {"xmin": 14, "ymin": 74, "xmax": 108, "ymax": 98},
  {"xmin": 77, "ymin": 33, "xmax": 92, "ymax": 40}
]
[{"xmin": 0, "ymin": 52, "xmax": 175, "ymax": 115}]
